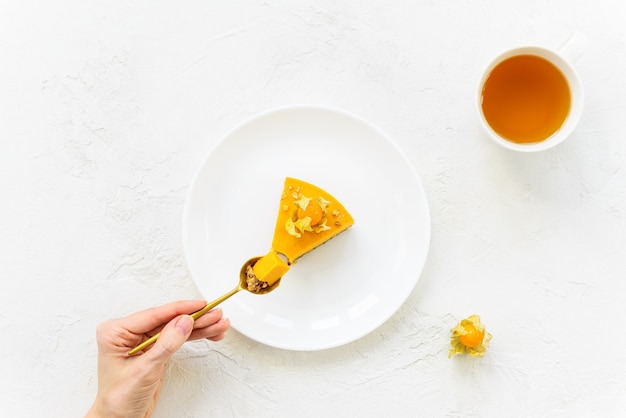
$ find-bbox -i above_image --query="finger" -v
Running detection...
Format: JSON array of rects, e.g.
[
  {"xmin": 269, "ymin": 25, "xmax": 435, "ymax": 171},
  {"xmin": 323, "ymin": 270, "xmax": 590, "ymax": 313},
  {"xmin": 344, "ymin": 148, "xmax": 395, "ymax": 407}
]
[
  {"xmin": 145, "ymin": 314, "xmax": 194, "ymax": 364},
  {"xmin": 209, "ymin": 332, "xmax": 226, "ymax": 342},
  {"xmin": 189, "ymin": 318, "xmax": 230, "ymax": 341},
  {"xmin": 144, "ymin": 308, "xmax": 222, "ymax": 339},
  {"xmin": 122, "ymin": 300, "xmax": 207, "ymax": 334},
  {"xmin": 191, "ymin": 308, "xmax": 223, "ymax": 329},
  {"xmin": 142, "ymin": 308, "xmax": 224, "ymax": 340}
]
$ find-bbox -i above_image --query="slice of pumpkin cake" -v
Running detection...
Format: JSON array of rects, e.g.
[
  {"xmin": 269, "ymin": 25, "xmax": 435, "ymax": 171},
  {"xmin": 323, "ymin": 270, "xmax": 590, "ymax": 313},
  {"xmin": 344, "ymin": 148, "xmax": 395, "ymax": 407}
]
[{"xmin": 246, "ymin": 177, "xmax": 354, "ymax": 291}]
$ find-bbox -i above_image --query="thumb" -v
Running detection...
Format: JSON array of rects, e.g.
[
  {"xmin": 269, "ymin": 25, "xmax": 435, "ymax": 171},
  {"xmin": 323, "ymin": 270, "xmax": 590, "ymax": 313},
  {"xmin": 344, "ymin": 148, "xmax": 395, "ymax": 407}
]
[{"xmin": 147, "ymin": 314, "xmax": 194, "ymax": 363}]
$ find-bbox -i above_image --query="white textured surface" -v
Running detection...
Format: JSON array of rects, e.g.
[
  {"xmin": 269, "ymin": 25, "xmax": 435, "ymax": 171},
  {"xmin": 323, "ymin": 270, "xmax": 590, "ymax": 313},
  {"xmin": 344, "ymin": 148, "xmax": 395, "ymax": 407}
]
[{"xmin": 2, "ymin": 1, "xmax": 626, "ymax": 417}]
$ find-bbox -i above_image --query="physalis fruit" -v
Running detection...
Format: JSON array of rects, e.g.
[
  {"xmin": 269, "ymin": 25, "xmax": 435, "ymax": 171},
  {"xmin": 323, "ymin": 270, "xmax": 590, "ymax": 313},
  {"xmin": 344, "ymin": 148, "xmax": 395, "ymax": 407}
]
[{"xmin": 448, "ymin": 315, "xmax": 492, "ymax": 358}]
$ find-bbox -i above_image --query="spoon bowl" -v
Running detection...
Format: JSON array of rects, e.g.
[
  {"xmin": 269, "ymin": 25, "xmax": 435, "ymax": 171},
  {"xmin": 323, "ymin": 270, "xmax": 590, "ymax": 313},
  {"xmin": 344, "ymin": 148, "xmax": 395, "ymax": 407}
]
[
  {"xmin": 127, "ymin": 256, "xmax": 281, "ymax": 356},
  {"xmin": 241, "ymin": 256, "xmax": 282, "ymax": 295}
]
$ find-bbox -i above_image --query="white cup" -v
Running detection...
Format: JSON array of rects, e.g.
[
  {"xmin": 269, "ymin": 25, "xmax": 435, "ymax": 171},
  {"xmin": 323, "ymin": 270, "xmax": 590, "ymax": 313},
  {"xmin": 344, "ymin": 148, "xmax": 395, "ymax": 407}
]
[{"xmin": 477, "ymin": 32, "xmax": 588, "ymax": 152}]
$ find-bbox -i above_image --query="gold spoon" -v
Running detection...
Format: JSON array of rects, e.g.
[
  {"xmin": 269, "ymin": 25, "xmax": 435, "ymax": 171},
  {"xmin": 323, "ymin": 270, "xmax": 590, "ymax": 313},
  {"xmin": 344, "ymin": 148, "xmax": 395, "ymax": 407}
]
[{"xmin": 127, "ymin": 256, "xmax": 280, "ymax": 356}]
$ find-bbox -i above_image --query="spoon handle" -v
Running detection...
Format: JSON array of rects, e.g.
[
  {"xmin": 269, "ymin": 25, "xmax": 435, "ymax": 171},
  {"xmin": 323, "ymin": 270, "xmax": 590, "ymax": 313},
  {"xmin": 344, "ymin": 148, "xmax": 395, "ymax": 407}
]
[
  {"xmin": 191, "ymin": 287, "xmax": 241, "ymax": 320},
  {"xmin": 127, "ymin": 286, "xmax": 241, "ymax": 356}
]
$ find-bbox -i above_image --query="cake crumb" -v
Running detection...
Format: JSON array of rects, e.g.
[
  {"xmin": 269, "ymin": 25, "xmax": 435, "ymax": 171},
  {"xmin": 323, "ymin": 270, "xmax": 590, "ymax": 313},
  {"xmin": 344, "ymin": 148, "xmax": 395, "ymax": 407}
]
[{"xmin": 245, "ymin": 265, "xmax": 269, "ymax": 293}]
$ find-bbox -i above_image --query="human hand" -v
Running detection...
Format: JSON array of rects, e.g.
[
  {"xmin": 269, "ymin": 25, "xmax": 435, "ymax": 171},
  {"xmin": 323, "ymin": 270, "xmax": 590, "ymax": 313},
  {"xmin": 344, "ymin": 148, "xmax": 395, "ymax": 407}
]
[{"xmin": 85, "ymin": 300, "xmax": 230, "ymax": 418}]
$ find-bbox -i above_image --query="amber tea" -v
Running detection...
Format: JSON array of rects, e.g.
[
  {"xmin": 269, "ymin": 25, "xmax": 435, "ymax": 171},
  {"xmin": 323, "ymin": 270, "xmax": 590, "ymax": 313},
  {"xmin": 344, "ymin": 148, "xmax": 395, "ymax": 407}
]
[{"xmin": 481, "ymin": 54, "xmax": 571, "ymax": 144}]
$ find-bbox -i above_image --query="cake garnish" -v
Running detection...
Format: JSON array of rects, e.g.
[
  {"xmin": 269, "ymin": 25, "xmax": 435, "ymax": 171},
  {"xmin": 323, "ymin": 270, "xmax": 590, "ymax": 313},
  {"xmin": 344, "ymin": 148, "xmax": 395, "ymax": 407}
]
[{"xmin": 285, "ymin": 193, "xmax": 332, "ymax": 237}]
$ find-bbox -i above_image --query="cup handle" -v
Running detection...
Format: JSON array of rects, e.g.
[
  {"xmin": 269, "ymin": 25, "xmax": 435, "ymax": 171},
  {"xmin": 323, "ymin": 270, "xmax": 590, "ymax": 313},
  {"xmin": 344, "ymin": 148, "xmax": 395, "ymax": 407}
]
[{"xmin": 557, "ymin": 31, "xmax": 589, "ymax": 63}]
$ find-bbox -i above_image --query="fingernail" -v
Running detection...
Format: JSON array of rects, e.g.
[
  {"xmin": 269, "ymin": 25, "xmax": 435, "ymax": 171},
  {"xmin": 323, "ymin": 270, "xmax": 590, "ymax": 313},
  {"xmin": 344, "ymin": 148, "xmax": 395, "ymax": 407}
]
[{"xmin": 176, "ymin": 315, "xmax": 193, "ymax": 334}]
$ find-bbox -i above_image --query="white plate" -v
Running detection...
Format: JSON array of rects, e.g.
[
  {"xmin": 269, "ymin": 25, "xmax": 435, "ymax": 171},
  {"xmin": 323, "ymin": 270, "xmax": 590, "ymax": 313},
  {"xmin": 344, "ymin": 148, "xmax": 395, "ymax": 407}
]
[{"xmin": 183, "ymin": 105, "xmax": 430, "ymax": 351}]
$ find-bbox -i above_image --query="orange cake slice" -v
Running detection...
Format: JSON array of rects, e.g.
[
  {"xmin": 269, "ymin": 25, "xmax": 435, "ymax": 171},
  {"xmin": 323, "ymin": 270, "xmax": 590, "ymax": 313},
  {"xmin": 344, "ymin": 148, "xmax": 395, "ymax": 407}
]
[
  {"xmin": 272, "ymin": 177, "xmax": 354, "ymax": 263},
  {"xmin": 248, "ymin": 177, "xmax": 354, "ymax": 291}
]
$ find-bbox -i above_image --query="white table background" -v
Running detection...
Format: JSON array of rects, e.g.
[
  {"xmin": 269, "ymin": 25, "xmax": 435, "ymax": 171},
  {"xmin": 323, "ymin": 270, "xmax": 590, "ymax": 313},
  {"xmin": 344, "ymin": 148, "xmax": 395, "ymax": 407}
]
[{"xmin": 2, "ymin": 1, "xmax": 626, "ymax": 417}]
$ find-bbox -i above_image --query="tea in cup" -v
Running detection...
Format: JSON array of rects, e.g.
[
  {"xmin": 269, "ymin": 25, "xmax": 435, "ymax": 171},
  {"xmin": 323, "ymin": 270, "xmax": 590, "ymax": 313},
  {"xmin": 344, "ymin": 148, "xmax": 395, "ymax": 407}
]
[{"xmin": 477, "ymin": 32, "xmax": 587, "ymax": 152}]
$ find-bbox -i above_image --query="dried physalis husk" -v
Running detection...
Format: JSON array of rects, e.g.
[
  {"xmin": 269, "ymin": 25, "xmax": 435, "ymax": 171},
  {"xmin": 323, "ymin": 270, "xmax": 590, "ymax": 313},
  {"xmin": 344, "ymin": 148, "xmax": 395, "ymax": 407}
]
[{"xmin": 448, "ymin": 315, "xmax": 492, "ymax": 358}]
